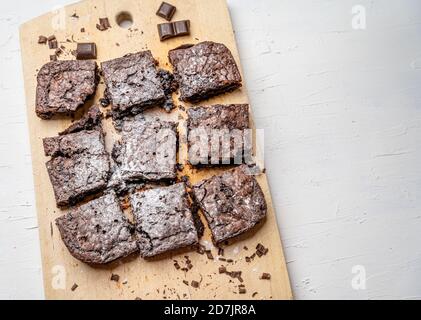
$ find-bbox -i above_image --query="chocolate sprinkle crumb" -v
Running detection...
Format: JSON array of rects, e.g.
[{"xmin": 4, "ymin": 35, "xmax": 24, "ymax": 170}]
[
  {"xmin": 260, "ymin": 273, "xmax": 271, "ymax": 280},
  {"xmin": 110, "ymin": 274, "xmax": 120, "ymax": 282},
  {"xmin": 71, "ymin": 283, "xmax": 78, "ymax": 291}
]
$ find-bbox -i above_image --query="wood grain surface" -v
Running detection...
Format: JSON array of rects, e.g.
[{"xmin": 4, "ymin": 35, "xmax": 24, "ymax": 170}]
[{"xmin": 19, "ymin": 0, "xmax": 292, "ymax": 300}]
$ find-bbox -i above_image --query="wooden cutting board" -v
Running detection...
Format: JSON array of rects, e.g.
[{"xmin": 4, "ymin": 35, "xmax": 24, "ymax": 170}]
[{"xmin": 19, "ymin": 0, "xmax": 292, "ymax": 300}]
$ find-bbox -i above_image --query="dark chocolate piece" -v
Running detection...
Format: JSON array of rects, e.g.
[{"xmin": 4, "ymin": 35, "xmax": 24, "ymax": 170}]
[
  {"xmin": 168, "ymin": 41, "xmax": 242, "ymax": 102},
  {"xmin": 187, "ymin": 104, "xmax": 251, "ymax": 166},
  {"xmin": 156, "ymin": 2, "xmax": 176, "ymax": 21},
  {"xmin": 55, "ymin": 192, "xmax": 138, "ymax": 264},
  {"xmin": 192, "ymin": 165, "xmax": 267, "ymax": 244},
  {"xmin": 49, "ymin": 39, "xmax": 58, "ymax": 49},
  {"xmin": 130, "ymin": 183, "xmax": 200, "ymax": 258},
  {"xmin": 112, "ymin": 116, "xmax": 177, "ymax": 182},
  {"xmin": 260, "ymin": 273, "xmax": 271, "ymax": 280},
  {"xmin": 101, "ymin": 51, "xmax": 166, "ymax": 119},
  {"xmin": 76, "ymin": 43, "xmax": 97, "ymax": 60},
  {"xmin": 158, "ymin": 20, "xmax": 190, "ymax": 41},
  {"xmin": 43, "ymin": 129, "xmax": 110, "ymax": 207},
  {"xmin": 99, "ymin": 17, "xmax": 111, "ymax": 29},
  {"xmin": 38, "ymin": 36, "xmax": 47, "ymax": 44},
  {"xmin": 36, "ymin": 60, "xmax": 98, "ymax": 119}
]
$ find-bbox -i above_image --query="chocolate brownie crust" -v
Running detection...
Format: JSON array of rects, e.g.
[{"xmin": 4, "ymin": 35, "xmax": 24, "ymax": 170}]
[
  {"xmin": 192, "ymin": 165, "xmax": 267, "ymax": 244},
  {"xmin": 130, "ymin": 183, "xmax": 199, "ymax": 257},
  {"xmin": 101, "ymin": 51, "xmax": 165, "ymax": 119},
  {"xmin": 168, "ymin": 41, "xmax": 242, "ymax": 103},
  {"xmin": 43, "ymin": 130, "xmax": 110, "ymax": 207},
  {"xmin": 36, "ymin": 60, "xmax": 98, "ymax": 119},
  {"xmin": 187, "ymin": 104, "xmax": 250, "ymax": 165},
  {"xmin": 112, "ymin": 116, "xmax": 177, "ymax": 182},
  {"xmin": 56, "ymin": 192, "xmax": 138, "ymax": 264}
]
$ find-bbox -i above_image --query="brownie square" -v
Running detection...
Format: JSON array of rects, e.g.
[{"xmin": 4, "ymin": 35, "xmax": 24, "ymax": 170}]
[
  {"xmin": 168, "ymin": 41, "xmax": 242, "ymax": 103},
  {"xmin": 187, "ymin": 104, "xmax": 251, "ymax": 165},
  {"xmin": 56, "ymin": 191, "xmax": 138, "ymax": 264},
  {"xmin": 36, "ymin": 60, "xmax": 98, "ymax": 119},
  {"xmin": 43, "ymin": 129, "xmax": 111, "ymax": 207},
  {"xmin": 192, "ymin": 165, "xmax": 267, "ymax": 244},
  {"xmin": 130, "ymin": 183, "xmax": 199, "ymax": 257},
  {"xmin": 112, "ymin": 116, "xmax": 177, "ymax": 182},
  {"xmin": 101, "ymin": 51, "xmax": 166, "ymax": 118}
]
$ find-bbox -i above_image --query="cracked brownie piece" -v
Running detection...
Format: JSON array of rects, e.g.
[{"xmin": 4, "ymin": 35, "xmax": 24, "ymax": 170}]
[
  {"xmin": 158, "ymin": 69, "xmax": 179, "ymax": 112},
  {"xmin": 101, "ymin": 51, "xmax": 166, "ymax": 119},
  {"xmin": 36, "ymin": 60, "xmax": 98, "ymax": 119},
  {"xmin": 192, "ymin": 165, "xmax": 267, "ymax": 244},
  {"xmin": 59, "ymin": 105, "xmax": 103, "ymax": 135},
  {"xmin": 112, "ymin": 116, "xmax": 177, "ymax": 182},
  {"xmin": 56, "ymin": 191, "xmax": 138, "ymax": 264},
  {"xmin": 43, "ymin": 129, "xmax": 110, "ymax": 207},
  {"xmin": 168, "ymin": 41, "xmax": 242, "ymax": 103},
  {"xmin": 187, "ymin": 104, "xmax": 251, "ymax": 165},
  {"xmin": 130, "ymin": 183, "xmax": 200, "ymax": 257}
]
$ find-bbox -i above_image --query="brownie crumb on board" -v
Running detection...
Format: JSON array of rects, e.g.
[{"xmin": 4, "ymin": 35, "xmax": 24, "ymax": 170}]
[
  {"xmin": 71, "ymin": 283, "xmax": 78, "ymax": 291},
  {"xmin": 49, "ymin": 55, "xmax": 57, "ymax": 61},
  {"xmin": 218, "ymin": 247, "xmax": 225, "ymax": 256},
  {"xmin": 238, "ymin": 286, "xmax": 247, "ymax": 294},
  {"xmin": 256, "ymin": 243, "xmax": 269, "ymax": 257},
  {"xmin": 173, "ymin": 260, "xmax": 181, "ymax": 270},
  {"xmin": 218, "ymin": 266, "xmax": 226, "ymax": 274},
  {"xmin": 110, "ymin": 274, "xmax": 120, "ymax": 282},
  {"xmin": 191, "ymin": 280, "xmax": 200, "ymax": 288},
  {"xmin": 182, "ymin": 280, "xmax": 189, "ymax": 286},
  {"xmin": 260, "ymin": 273, "xmax": 271, "ymax": 280},
  {"xmin": 205, "ymin": 250, "xmax": 214, "ymax": 260},
  {"xmin": 252, "ymin": 292, "xmax": 258, "ymax": 298},
  {"xmin": 38, "ymin": 35, "xmax": 47, "ymax": 44}
]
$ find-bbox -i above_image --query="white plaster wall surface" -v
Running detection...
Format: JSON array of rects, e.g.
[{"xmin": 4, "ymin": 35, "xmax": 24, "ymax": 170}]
[{"xmin": 0, "ymin": 0, "xmax": 420, "ymax": 300}]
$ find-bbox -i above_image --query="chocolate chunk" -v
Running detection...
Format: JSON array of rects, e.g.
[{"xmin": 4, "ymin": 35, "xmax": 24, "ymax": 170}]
[
  {"xmin": 99, "ymin": 17, "xmax": 111, "ymax": 29},
  {"xmin": 260, "ymin": 273, "xmax": 271, "ymax": 280},
  {"xmin": 38, "ymin": 36, "xmax": 47, "ymax": 44},
  {"xmin": 205, "ymin": 250, "xmax": 214, "ymax": 260},
  {"xmin": 49, "ymin": 55, "xmax": 57, "ymax": 61},
  {"xmin": 173, "ymin": 20, "xmax": 190, "ymax": 36},
  {"xmin": 256, "ymin": 243, "xmax": 269, "ymax": 256},
  {"xmin": 239, "ymin": 287, "xmax": 246, "ymax": 294},
  {"xmin": 110, "ymin": 274, "xmax": 120, "ymax": 282},
  {"xmin": 48, "ymin": 35, "xmax": 56, "ymax": 41},
  {"xmin": 158, "ymin": 20, "xmax": 190, "ymax": 41},
  {"xmin": 158, "ymin": 22, "xmax": 175, "ymax": 41},
  {"xmin": 76, "ymin": 43, "xmax": 97, "ymax": 60},
  {"xmin": 80, "ymin": 27, "xmax": 85, "ymax": 33},
  {"xmin": 191, "ymin": 280, "xmax": 200, "ymax": 288},
  {"xmin": 174, "ymin": 261, "xmax": 181, "ymax": 270},
  {"xmin": 218, "ymin": 247, "xmax": 224, "ymax": 256},
  {"xmin": 156, "ymin": 2, "xmax": 176, "ymax": 21},
  {"xmin": 49, "ymin": 39, "xmax": 58, "ymax": 49}
]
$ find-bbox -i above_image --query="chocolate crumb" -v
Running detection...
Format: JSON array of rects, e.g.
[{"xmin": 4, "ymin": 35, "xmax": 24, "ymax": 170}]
[
  {"xmin": 196, "ymin": 244, "xmax": 205, "ymax": 255},
  {"xmin": 71, "ymin": 283, "xmax": 78, "ymax": 291},
  {"xmin": 243, "ymin": 246, "xmax": 248, "ymax": 250},
  {"xmin": 110, "ymin": 274, "xmax": 120, "ymax": 282},
  {"xmin": 71, "ymin": 13, "xmax": 79, "ymax": 19},
  {"xmin": 47, "ymin": 35, "xmax": 56, "ymax": 41},
  {"xmin": 239, "ymin": 287, "xmax": 247, "ymax": 294},
  {"xmin": 191, "ymin": 280, "xmax": 199, "ymax": 288},
  {"xmin": 49, "ymin": 39, "xmax": 58, "ymax": 49},
  {"xmin": 38, "ymin": 36, "xmax": 47, "ymax": 44},
  {"xmin": 252, "ymin": 292, "xmax": 258, "ymax": 297},
  {"xmin": 99, "ymin": 17, "xmax": 111, "ymax": 29},
  {"xmin": 182, "ymin": 280, "xmax": 189, "ymax": 286},
  {"xmin": 99, "ymin": 98, "xmax": 110, "ymax": 107},
  {"xmin": 135, "ymin": 297, "xmax": 142, "ymax": 300},
  {"xmin": 205, "ymin": 250, "xmax": 214, "ymax": 260},
  {"xmin": 50, "ymin": 55, "xmax": 57, "ymax": 61},
  {"xmin": 218, "ymin": 266, "xmax": 226, "ymax": 274},
  {"xmin": 218, "ymin": 247, "xmax": 224, "ymax": 256},
  {"xmin": 226, "ymin": 259, "xmax": 233, "ymax": 263},
  {"xmin": 173, "ymin": 261, "xmax": 181, "ymax": 270},
  {"xmin": 81, "ymin": 27, "xmax": 85, "ymax": 33},
  {"xmin": 260, "ymin": 273, "xmax": 271, "ymax": 280},
  {"xmin": 219, "ymin": 257, "xmax": 226, "ymax": 262}
]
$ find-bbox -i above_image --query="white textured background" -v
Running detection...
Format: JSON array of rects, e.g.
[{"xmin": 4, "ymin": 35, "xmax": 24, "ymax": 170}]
[{"xmin": 1, "ymin": 0, "xmax": 420, "ymax": 299}]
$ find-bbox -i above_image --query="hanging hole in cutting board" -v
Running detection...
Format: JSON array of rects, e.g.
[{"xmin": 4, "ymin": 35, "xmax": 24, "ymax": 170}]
[{"xmin": 116, "ymin": 11, "xmax": 133, "ymax": 28}]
